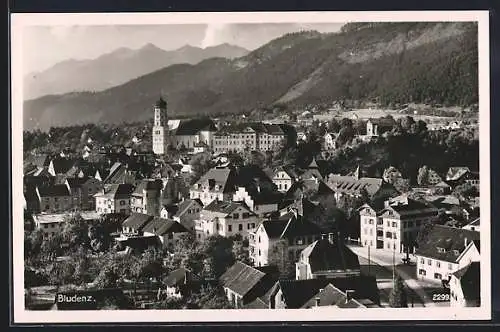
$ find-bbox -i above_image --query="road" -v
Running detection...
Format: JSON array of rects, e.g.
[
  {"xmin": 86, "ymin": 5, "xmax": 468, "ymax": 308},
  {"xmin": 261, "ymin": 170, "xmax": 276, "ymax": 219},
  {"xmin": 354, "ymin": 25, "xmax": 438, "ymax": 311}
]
[{"xmin": 350, "ymin": 245, "xmax": 447, "ymax": 308}]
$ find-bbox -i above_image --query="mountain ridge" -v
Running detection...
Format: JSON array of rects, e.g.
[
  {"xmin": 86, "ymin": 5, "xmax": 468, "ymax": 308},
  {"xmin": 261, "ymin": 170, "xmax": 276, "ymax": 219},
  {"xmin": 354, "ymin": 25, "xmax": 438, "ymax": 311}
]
[
  {"xmin": 23, "ymin": 22, "xmax": 478, "ymax": 131},
  {"xmin": 24, "ymin": 43, "xmax": 249, "ymax": 100}
]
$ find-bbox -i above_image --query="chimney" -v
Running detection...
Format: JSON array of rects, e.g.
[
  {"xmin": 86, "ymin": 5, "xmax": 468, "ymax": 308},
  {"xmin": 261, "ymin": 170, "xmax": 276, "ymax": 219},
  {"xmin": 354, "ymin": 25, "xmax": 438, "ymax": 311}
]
[
  {"xmin": 328, "ymin": 233, "xmax": 334, "ymax": 244},
  {"xmin": 464, "ymin": 237, "xmax": 468, "ymax": 248},
  {"xmin": 345, "ymin": 290, "xmax": 355, "ymax": 303},
  {"xmin": 315, "ymin": 297, "xmax": 320, "ymax": 307}
]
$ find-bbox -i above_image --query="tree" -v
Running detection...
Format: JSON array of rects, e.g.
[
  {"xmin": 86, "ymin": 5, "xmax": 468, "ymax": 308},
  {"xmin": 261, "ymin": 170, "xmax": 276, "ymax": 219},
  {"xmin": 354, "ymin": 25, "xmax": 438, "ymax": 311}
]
[
  {"xmin": 416, "ymin": 221, "xmax": 434, "ymax": 248},
  {"xmin": 417, "ymin": 165, "xmax": 430, "ymax": 186},
  {"xmin": 389, "ymin": 276, "xmax": 408, "ymax": 308},
  {"xmin": 187, "ymin": 284, "xmax": 234, "ymax": 309},
  {"xmin": 452, "ymin": 183, "xmax": 478, "ymax": 199},
  {"xmin": 230, "ymin": 234, "xmax": 251, "ymax": 265},
  {"xmin": 61, "ymin": 214, "xmax": 90, "ymax": 251},
  {"xmin": 201, "ymin": 235, "xmax": 235, "ymax": 279},
  {"xmin": 268, "ymin": 240, "xmax": 295, "ymax": 278},
  {"xmin": 383, "ymin": 166, "xmax": 402, "ymax": 184}
]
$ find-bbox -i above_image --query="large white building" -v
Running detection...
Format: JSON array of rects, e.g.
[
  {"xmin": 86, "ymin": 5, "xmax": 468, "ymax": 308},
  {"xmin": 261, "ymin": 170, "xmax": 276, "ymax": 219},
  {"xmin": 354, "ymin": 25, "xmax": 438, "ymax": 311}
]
[{"xmin": 359, "ymin": 195, "xmax": 439, "ymax": 253}]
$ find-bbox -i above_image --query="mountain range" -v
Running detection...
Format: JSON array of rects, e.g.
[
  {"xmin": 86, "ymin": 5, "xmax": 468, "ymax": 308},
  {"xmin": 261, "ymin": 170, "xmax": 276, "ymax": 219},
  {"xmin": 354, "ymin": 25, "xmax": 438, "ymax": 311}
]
[
  {"xmin": 23, "ymin": 22, "xmax": 478, "ymax": 131},
  {"xmin": 24, "ymin": 43, "xmax": 249, "ymax": 100}
]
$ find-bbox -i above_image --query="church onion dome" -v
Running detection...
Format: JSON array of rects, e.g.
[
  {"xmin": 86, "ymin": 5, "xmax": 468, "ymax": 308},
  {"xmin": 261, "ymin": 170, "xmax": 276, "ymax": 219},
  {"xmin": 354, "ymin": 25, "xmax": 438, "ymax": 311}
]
[{"xmin": 155, "ymin": 97, "xmax": 167, "ymax": 109}]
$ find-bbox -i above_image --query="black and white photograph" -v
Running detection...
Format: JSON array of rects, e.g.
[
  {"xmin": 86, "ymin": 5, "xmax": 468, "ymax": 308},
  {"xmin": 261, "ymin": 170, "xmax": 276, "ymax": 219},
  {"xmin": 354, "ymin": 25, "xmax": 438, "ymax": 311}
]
[{"xmin": 11, "ymin": 11, "xmax": 491, "ymax": 323}]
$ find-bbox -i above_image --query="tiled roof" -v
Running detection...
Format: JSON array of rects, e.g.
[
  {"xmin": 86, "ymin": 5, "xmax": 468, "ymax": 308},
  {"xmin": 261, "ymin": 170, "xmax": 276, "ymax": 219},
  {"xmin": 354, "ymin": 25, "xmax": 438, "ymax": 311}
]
[
  {"xmin": 142, "ymin": 218, "xmax": 189, "ymax": 236},
  {"xmin": 220, "ymin": 261, "xmax": 267, "ymax": 297},
  {"xmin": 174, "ymin": 119, "xmax": 217, "ymax": 135},
  {"xmin": 132, "ymin": 179, "xmax": 163, "ymax": 195},
  {"xmin": 326, "ymin": 175, "xmax": 393, "ymax": 197},
  {"xmin": 301, "ymin": 239, "xmax": 360, "ymax": 274},
  {"xmin": 215, "ymin": 122, "xmax": 285, "ymax": 135},
  {"xmin": 65, "ymin": 177, "xmax": 90, "ymax": 189},
  {"xmin": 446, "ymin": 167, "xmax": 471, "ymax": 181},
  {"xmin": 95, "ymin": 183, "xmax": 135, "ymax": 199},
  {"xmin": 194, "ymin": 167, "xmax": 236, "ymax": 193},
  {"xmin": 275, "ymin": 279, "xmax": 332, "ymax": 308},
  {"xmin": 164, "ymin": 268, "xmax": 200, "ymax": 287},
  {"xmin": 453, "ymin": 262, "xmax": 480, "ymax": 303},
  {"xmin": 174, "ymin": 199, "xmax": 203, "ymax": 218},
  {"xmin": 204, "ymin": 200, "xmax": 251, "ymax": 215},
  {"xmin": 37, "ymin": 184, "xmax": 70, "ymax": 197},
  {"xmin": 415, "ymin": 225, "xmax": 480, "ymax": 263},
  {"xmin": 122, "ymin": 213, "xmax": 153, "ymax": 231},
  {"xmin": 261, "ymin": 213, "xmax": 323, "ymax": 240},
  {"xmin": 380, "ymin": 196, "xmax": 439, "ymax": 217},
  {"xmin": 50, "ymin": 158, "xmax": 76, "ymax": 174}
]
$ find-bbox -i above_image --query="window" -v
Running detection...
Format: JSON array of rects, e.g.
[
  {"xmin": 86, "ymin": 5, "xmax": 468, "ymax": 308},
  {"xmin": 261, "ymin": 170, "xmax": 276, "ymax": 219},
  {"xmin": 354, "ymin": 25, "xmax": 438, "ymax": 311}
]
[
  {"xmin": 242, "ymin": 212, "xmax": 250, "ymax": 219},
  {"xmin": 448, "ymin": 263, "xmax": 453, "ymax": 270},
  {"xmin": 369, "ymin": 229, "xmax": 373, "ymax": 235},
  {"xmin": 387, "ymin": 243, "xmax": 390, "ymax": 249},
  {"xmin": 120, "ymin": 200, "xmax": 125, "ymax": 206},
  {"xmin": 258, "ymin": 250, "xmax": 261, "ymax": 256},
  {"xmin": 393, "ymin": 232, "xmax": 397, "ymax": 240},
  {"xmin": 392, "ymin": 222, "xmax": 397, "ymax": 227},
  {"xmin": 233, "ymin": 213, "xmax": 239, "ymax": 219},
  {"xmin": 419, "ymin": 269, "xmax": 426, "ymax": 276},
  {"xmin": 420, "ymin": 258, "xmax": 424, "ymax": 264},
  {"xmin": 434, "ymin": 273, "xmax": 442, "ymax": 280},
  {"xmin": 436, "ymin": 261, "xmax": 441, "ymax": 268},
  {"xmin": 43, "ymin": 224, "xmax": 48, "ymax": 229},
  {"xmin": 386, "ymin": 232, "xmax": 392, "ymax": 239},
  {"xmin": 227, "ymin": 225, "xmax": 232, "ymax": 232},
  {"xmin": 428, "ymin": 259, "xmax": 432, "ymax": 266},
  {"xmin": 238, "ymin": 224, "xmax": 243, "ymax": 231},
  {"xmin": 387, "ymin": 221, "xmax": 390, "ymax": 227},
  {"xmin": 258, "ymin": 236, "xmax": 261, "ymax": 243},
  {"xmin": 247, "ymin": 223, "xmax": 251, "ymax": 230},
  {"xmin": 252, "ymin": 223, "xmax": 255, "ymax": 228}
]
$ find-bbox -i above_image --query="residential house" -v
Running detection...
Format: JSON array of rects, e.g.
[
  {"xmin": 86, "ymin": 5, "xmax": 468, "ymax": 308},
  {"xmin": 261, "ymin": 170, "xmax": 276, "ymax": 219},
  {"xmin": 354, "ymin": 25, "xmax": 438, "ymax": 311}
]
[
  {"xmin": 268, "ymin": 276, "xmax": 379, "ymax": 309},
  {"xmin": 327, "ymin": 174, "xmax": 399, "ymax": 203},
  {"xmin": 248, "ymin": 211, "xmax": 324, "ymax": 268},
  {"xmin": 445, "ymin": 167, "xmax": 480, "ymax": 188},
  {"xmin": 462, "ymin": 218, "xmax": 480, "ymax": 232},
  {"xmin": 142, "ymin": 217, "xmax": 190, "ymax": 250},
  {"xmin": 47, "ymin": 157, "xmax": 77, "ymax": 177},
  {"xmin": 36, "ymin": 184, "xmax": 72, "ymax": 213},
  {"xmin": 189, "ymin": 165, "xmax": 238, "ymax": 206},
  {"xmin": 121, "ymin": 213, "xmax": 154, "ymax": 236},
  {"xmin": 232, "ymin": 183, "xmax": 282, "ymax": 218},
  {"xmin": 32, "ymin": 211, "xmax": 101, "ymax": 239},
  {"xmin": 220, "ymin": 261, "xmax": 279, "ymax": 309},
  {"xmin": 65, "ymin": 177, "xmax": 103, "ymax": 211},
  {"xmin": 94, "ymin": 183, "xmax": 135, "ymax": 214},
  {"xmin": 296, "ymin": 238, "xmax": 361, "ymax": 280},
  {"xmin": 272, "ymin": 166, "xmax": 299, "ymax": 192},
  {"xmin": 359, "ymin": 195, "xmax": 440, "ymax": 253},
  {"xmin": 415, "ymin": 225, "xmax": 480, "ymax": 282},
  {"xmin": 301, "ymin": 158, "xmax": 330, "ymax": 182},
  {"xmin": 130, "ymin": 179, "xmax": 163, "ymax": 216},
  {"xmin": 194, "ymin": 200, "xmax": 258, "ymax": 241},
  {"xmin": 449, "ymin": 261, "xmax": 480, "ymax": 307},
  {"xmin": 163, "ymin": 268, "xmax": 201, "ymax": 299},
  {"xmin": 163, "ymin": 198, "xmax": 203, "ymax": 231}
]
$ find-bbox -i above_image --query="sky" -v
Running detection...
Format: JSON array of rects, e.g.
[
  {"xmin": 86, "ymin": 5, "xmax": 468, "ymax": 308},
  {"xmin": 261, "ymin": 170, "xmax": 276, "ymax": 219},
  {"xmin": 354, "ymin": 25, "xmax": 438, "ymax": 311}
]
[{"xmin": 23, "ymin": 23, "xmax": 343, "ymax": 74}]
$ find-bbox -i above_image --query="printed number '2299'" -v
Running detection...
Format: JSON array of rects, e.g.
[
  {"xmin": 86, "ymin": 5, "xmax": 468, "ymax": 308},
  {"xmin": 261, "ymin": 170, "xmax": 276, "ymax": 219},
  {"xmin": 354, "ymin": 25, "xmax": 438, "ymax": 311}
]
[{"xmin": 432, "ymin": 293, "xmax": 450, "ymax": 302}]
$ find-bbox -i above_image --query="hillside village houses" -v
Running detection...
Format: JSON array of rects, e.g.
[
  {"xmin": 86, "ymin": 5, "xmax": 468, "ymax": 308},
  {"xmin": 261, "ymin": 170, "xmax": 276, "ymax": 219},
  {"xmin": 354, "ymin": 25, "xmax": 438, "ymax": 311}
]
[{"xmin": 23, "ymin": 95, "xmax": 483, "ymax": 309}]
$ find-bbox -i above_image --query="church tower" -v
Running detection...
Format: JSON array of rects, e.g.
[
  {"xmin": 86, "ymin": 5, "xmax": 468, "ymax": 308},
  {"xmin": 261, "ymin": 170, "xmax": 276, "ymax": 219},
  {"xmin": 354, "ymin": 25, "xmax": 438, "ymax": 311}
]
[{"xmin": 152, "ymin": 97, "xmax": 168, "ymax": 155}]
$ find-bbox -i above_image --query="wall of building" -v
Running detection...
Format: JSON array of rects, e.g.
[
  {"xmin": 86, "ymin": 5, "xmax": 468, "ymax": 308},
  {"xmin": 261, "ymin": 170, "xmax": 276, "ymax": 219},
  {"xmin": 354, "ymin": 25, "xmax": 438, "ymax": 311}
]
[{"xmin": 39, "ymin": 195, "xmax": 72, "ymax": 213}]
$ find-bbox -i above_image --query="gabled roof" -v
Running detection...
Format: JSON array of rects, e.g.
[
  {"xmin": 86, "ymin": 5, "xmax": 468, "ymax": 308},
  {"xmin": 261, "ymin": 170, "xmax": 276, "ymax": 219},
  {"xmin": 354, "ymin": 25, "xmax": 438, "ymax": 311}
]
[
  {"xmin": 193, "ymin": 166, "xmax": 236, "ymax": 193},
  {"xmin": 446, "ymin": 167, "xmax": 471, "ymax": 181},
  {"xmin": 203, "ymin": 200, "xmax": 252, "ymax": 216},
  {"xmin": 50, "ymin": 158, "xmax": 76, "ymax": 174},
  {"xmin": 301, "ymin": 239, "xmax": 360, "ymax": 274},
  {"xmin": 326, "ymin": 175, "xmax": 394, "ymax": 197},
  {"xmin": 380, "ymin": 196, "xmax": 439, "ymax": 218},
  {"xmin": 164, "ymin": 268, "xmax": 200, "ymax": 287},
  {"xmin": 174, "ymin": 199, "xmax": 203, "ymax": 218},
  {"xmin": 464, "ymin": 218, "xmax": 480, "ymax": 228},
  {"xmin": 132, "ymin": 179, "xmax": 163, "ymax": 195},
  {"xmin": 142, "ymin": 218, "xmax": 189, "ymax": 236},
  {"xmin": 220, "ymin": 261, "xmax": 267, "ymax": 297},
  {"xmin": 453, "ymin": 262, "xmax": 480, "ymax": 303},
  {"xmin": 122, "ymin": 213, "xmax": 153, "ymax": 231},
  {"xmin": 65, "ymin": 177, "xmax": 93, "ymax": 189},
  {"xmin": 261, "ymin": 213, "xmax": 323, "ymax": 240},
  {"xmin": 274, "ymin": 165, "xmax": 299, "ymax": 179},
  {"xmin": 95, "ymin": 183, "xmax": 135, "ymax": 199},
  {"xmin": 415, "ymin": 225, "xmax": 480, "ymax": 263},
  {"xmin": 273, "ymin": 279, "xmax": 332, "ymax": 308},
  {"xmin": 37, "ymin": 184, "xmax": 70, "ymax": 197},
  {"xmin": 174, "ymin": 119, "xmax": 217, "ymax": 135}
]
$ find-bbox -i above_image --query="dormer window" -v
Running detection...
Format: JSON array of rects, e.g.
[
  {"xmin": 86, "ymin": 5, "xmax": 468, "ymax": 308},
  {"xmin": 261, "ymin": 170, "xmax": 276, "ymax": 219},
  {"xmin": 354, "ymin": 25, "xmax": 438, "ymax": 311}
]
[
  {"xmin": 437, "ymin": 247, "xmax": 446, "ymax": 253},
  {"xmin": 453, "ymin": 250, "xmax": 460, "ymax": 256}
]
